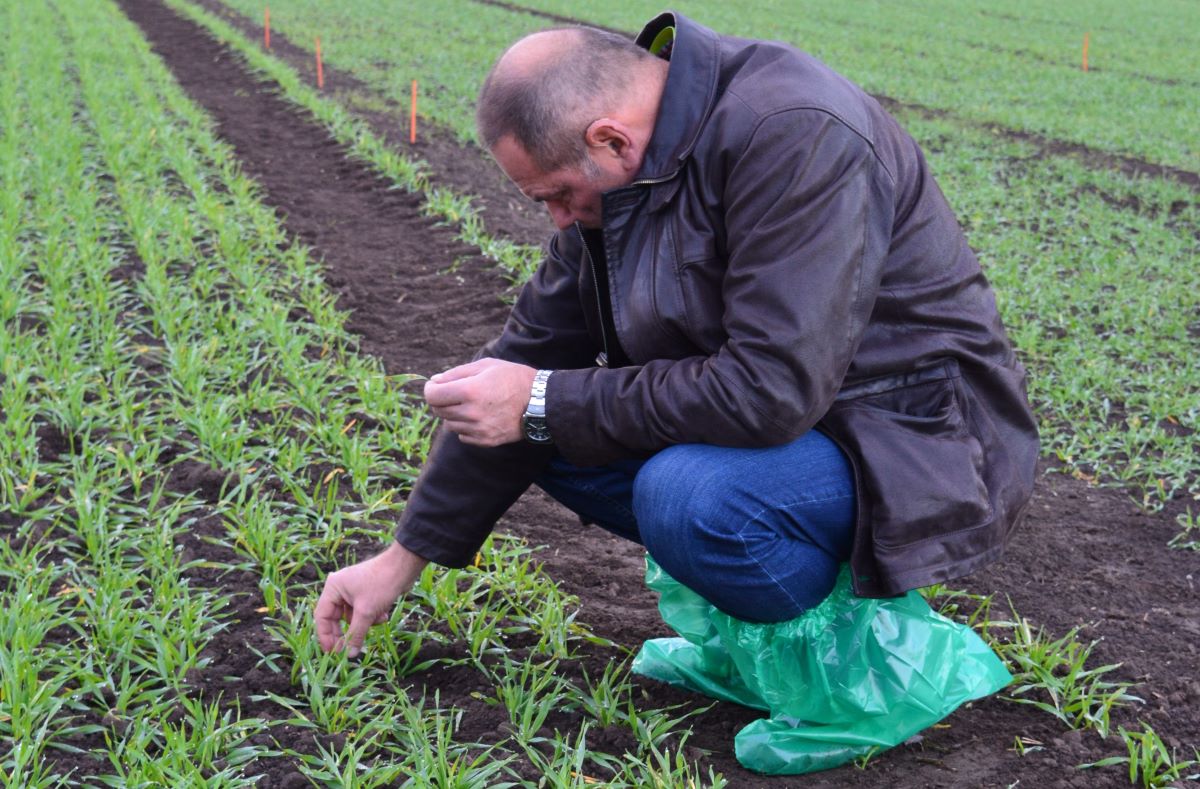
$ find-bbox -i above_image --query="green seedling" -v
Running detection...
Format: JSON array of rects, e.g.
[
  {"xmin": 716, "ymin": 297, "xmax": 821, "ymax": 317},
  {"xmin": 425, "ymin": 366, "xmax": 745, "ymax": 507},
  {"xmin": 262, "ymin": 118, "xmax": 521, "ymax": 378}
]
[
  {"xmin": 291, "ymin": 723, "xmax": 412, "ymax": 788},
  {"xmin": 1169, "ymin": 507, "xmax": 1199, "ymax": 552},
  {"xmin": 563, "ymin": 658, "xmax": 636, "ymax": 729},
  {"xmin": 615, "ymin": 736, "xmax": 728, "ymax": 788},
  {"xmin": 388, "ymin": 692, "xmax": 518, "ymax": 788},
  {"xmin": 480, "ymin": 656, "xmax": 568, "ymax": 745},
  {"xmin": 519, "ymin": 721, "xmax": 619, "ymax": 787},
  {"xmin": 98, "ymin": 696, "xmax": 269, "ymax": 788},
  {"xmin": 991, "ymin": 609, "xmax": 1141, "ymax": 737},
  {"xmin": 853, "ymin": 746, "xmax": 883, "ymax": 770},
  {"xmin": 1080, "ymin": 722, "xmax": 1200, "ymax": 787}
]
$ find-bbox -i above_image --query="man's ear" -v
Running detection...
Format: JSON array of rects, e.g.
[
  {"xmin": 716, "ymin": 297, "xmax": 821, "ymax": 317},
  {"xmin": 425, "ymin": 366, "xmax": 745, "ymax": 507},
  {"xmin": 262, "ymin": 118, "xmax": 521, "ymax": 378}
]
[{"xmin": 585, "ymin": 118, "xmax": 636, "ymax": 163}]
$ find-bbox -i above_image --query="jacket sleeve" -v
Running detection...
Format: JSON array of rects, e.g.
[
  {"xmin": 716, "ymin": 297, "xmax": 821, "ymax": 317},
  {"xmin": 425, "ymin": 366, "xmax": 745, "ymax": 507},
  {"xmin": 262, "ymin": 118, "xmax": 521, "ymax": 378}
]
[
  {"xmin": 547, "ymin": 110, "xmax": 897, "ymax": 467},
  {"xmin": 392, "ymin": 232, "xmax": 596, "ymax": 567}
]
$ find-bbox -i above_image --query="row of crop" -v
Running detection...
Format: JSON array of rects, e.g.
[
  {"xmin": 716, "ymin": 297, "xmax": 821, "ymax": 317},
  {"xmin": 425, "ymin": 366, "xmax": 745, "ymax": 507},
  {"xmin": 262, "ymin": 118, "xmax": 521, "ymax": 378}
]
[
  {"xmin": 2, "ymin": 0, "xmax": 423, "ymax": 781},
  {"xmin": 901, "ymin": 111, "xmax": 1200, "ymax": 509},
  {"xmin": 213, "ymin": 0, "xmax": 1200, "ymax": 172},
  {"xmin": 161, "ymin": 1, "xmax": 1200, "ymax": 782},
  {"xmin": 0, "ymin": 0, "xmax": 730, "ymax": 784},
  {"xmin": 181, "ymin": 0, "xmax": 544, "ymax": 285},
  {"xmin": 2, "ymin": 2, "xmax": 246, "ymax": 782},
  {"xmin": 502, "ymin": 0, "xmax": 1200, "ymax": 172},
  {"xmin": 192, "ymin": 0, "xmax": 1200, "ymax": 510},
  {"xmin": 922, "ymin": 585, "xmax": 1200, "ymax": 786}
]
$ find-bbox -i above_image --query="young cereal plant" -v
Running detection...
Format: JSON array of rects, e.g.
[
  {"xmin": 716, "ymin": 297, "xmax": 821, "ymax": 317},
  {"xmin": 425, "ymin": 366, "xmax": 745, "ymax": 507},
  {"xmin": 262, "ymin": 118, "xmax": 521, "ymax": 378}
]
[
  {"xmin": 853, "ymin": 746, "xmax": 883, "ymax": 770},
  {"xmin": 1080, "ymin": 722, "xmax": 1200, "ymax": 788},
  {"xmin": 0, "ymin": 632, "xmax": 82, "ymax": 771},
  {"xmin": 76, "ymin": 654, "xmax": 175, "ymax": 728},
  {"xmin": 176, "ymin": 393, "xmax": 254, "ymax": 471},
  {"xmin": 414, "ymin": 566, "xmax": 511, "ymax": 662},
  {"xmin": 626, "ymin": 699, "xmax": 712, "ymax": 754},
  {"xmin": 258, "ymin": 604, "xmax": 388, "ymax": 734},
  {"xmin": 0, "ymin": 738, "xmax": 72, "ymax": 789},
  {"xmin": 1011, "ymin": 735, "xmax": 1046, "ymax": 757},
  {"xmin": 614, "ymin": 736, "xmax": 728, "ymax": 788},
  {"xmin": 1169, "ymin": 507, "xmax": 1199, "ymax": 552},
  {"xmin": 478, "ymin": 656, "xmax": 567, "ymax": 746},
  {"xmin": 519, "ymin": 721, "xmax": 623, "ymax": 788},
  {"xmin": 992, "ymin": 610, "xmax": 1141, "ymax": 737},
  {"xmin": 524, "ymin": 594, "xmax": 606, "ymax": 660},
  {"xmin": 291, "ymin": 723, "xmax": 410, "ymax": 788},
  {"xmin": 389, "ymin": 691, "xmax": 517, "ymax": 788},
  {"xmin": 920, "ymin": 583, "xmax": 996, "ymax": 631},
  {"xmin": 369, "ymin": 605, "xmax": 455, "ymax": 679},
  {"xmin": 220, "ymin": 490, "xmax": 319, "ymax": 614},
  {"xmin": 98, "ymin": 698, "xmax": 269, "ymax": 788},
  {"xmin": 562, "ymin": 657, "xmax": 636, "ymax": 729},
  {"xmin": 423, "ymin": 187, "xmax": 476, "ymax": 227}
]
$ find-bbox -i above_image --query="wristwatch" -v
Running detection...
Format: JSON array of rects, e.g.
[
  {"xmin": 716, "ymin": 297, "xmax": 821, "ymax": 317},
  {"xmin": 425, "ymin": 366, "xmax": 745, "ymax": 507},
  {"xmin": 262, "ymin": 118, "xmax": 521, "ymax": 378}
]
[{"xmin": 522, "ymin": 369, "xmax": 554, "ymax": 444}]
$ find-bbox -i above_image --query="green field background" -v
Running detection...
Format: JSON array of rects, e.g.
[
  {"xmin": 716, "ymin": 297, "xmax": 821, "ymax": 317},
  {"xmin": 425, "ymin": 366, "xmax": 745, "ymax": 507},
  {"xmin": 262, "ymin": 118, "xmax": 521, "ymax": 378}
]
[{"xmin": 211, "ymin": 0, "xmax": 1200, "ymax": 506}]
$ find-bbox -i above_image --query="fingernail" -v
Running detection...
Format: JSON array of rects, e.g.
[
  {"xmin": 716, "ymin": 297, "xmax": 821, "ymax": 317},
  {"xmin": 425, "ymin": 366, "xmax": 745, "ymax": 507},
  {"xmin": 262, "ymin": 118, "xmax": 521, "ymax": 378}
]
[{"xmin": 347, "ymin": 647, "xmax": 360, "ymax": 659}]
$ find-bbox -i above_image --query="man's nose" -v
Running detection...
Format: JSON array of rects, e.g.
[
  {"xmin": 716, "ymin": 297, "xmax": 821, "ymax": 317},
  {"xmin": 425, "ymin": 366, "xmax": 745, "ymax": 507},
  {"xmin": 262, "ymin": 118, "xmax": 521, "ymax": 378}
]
[{"xmin": 546, "ymin": 201, "xmax": 573, "ymax": 230}]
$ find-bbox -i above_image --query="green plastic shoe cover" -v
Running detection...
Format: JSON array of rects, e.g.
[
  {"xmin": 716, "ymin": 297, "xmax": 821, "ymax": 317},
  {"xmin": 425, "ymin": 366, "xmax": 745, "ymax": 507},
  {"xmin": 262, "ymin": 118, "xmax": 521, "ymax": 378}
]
[{"xmin": 632, "ymin": 558, "xmax": 1011, "ymax": 775}]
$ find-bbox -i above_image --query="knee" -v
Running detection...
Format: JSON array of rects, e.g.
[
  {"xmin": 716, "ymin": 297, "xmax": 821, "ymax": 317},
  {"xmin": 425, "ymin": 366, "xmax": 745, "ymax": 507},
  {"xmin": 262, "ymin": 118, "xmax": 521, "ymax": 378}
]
[{"xmin": 632, "ymin": 446, "xmax": 728, "ymax": 565}]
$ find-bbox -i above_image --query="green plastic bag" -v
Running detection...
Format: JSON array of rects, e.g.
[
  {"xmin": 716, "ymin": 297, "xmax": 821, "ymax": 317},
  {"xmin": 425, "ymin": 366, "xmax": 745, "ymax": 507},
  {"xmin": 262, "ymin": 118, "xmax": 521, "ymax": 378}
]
[{"xmin": 632, "ymin": 558, "xmax": 1011, "ymax": 775}]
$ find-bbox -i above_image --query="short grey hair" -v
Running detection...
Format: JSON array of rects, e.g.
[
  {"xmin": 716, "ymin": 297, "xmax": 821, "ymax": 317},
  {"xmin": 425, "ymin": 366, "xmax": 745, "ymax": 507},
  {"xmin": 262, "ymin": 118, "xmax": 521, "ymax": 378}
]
[{"xmin": 476, "ymin": 27, "xmax": 655, "ymax": 172}]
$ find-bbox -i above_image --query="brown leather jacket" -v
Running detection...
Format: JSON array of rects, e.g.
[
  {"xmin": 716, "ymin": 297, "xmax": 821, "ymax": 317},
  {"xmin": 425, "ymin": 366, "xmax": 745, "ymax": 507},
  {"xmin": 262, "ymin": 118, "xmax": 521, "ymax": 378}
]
[{"xmin": 394, "ymin": 12, "xmax": 1039, "ymax": 597}]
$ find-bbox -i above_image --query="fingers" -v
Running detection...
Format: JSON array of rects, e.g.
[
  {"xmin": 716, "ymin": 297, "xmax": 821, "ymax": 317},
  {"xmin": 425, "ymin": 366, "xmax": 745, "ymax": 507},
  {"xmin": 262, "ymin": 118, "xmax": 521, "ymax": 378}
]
[
  {"xmin": 343, "ymin": 606, "xmax": 374, "ymax": 659},
  {"xmin": 314, "ymin": 587, "xmax": 347, "ymax": 653},
  {"xmin": 424, "ymin": 378, "xmax": 470, "ymax": 409},
  {"xmin": 424, "ymin": 357, "xmax": 514, "ymax": 406},
  {"xmin": 429, "ymin": 358, "xmax": 492, "ymax": 384}
]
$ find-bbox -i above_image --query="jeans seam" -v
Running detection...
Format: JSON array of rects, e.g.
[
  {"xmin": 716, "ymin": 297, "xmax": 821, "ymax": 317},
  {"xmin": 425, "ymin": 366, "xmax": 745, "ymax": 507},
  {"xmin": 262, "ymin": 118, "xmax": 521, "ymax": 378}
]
[
  {"xmin": 732, "ymin": 493, "xmax": 855, "ymax": 612},
  {"xmin": 556, "ymin": 473, "xmax": 638, "ymax": 527}
]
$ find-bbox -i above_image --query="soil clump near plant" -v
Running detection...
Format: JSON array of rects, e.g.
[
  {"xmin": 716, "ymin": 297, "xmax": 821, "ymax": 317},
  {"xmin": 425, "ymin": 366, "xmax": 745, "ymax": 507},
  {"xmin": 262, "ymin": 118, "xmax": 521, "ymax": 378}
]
[{"xmin": 112, "ymin": 1, "xmax": 1200, "ymax": 785}]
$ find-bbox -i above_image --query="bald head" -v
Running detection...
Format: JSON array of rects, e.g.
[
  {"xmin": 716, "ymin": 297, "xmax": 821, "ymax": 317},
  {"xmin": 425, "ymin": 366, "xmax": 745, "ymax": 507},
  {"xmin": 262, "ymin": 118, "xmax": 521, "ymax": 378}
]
[
  {"xmin": 496, "ymin": 29, "xmax": 582, "ymax": 79},
  {"xmin": 477, "ymin": 26, "xmax": 661, "ymax": 172}
]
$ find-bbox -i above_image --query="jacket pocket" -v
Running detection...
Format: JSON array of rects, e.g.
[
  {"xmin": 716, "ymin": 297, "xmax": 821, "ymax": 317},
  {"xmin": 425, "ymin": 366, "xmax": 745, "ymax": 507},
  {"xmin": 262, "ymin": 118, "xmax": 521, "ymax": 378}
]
[{"xmin": 824, "ymin": 360, "xmax": 992, "ymax": 549}]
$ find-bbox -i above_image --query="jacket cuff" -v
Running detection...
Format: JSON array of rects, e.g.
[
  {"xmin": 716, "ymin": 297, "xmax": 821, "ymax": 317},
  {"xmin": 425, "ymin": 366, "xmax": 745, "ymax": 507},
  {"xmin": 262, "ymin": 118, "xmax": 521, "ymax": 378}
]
[
  {"xmin": 393, "ymin": 519, "xmax": 477, "ymax": 569},
  {"xmin": 545, "ymin": 366, "xmax": 609, "ymax": 467}
]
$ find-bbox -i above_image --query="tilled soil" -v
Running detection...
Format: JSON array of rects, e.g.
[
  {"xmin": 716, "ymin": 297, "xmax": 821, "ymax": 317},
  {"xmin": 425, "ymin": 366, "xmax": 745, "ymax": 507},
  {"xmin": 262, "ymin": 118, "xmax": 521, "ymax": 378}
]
[{"xmin": 102, "ymin": 1, "xmax": 1200, "ymax": 786}]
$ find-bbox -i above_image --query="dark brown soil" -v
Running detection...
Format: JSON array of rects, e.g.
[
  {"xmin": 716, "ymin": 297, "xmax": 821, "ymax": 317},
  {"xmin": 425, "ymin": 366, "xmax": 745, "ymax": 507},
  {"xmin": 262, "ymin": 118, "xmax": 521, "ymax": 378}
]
[{"xmin": 90, "ymin": 1, "xmax": 1200, "ymax": 786}]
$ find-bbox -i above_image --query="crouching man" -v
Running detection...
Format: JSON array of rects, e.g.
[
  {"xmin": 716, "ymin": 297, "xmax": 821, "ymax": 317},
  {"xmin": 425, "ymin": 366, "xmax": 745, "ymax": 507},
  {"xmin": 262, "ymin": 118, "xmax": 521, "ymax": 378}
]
[{"xmin": 315, "ymin": 11, "xmax": 1038, "ymax": 767}]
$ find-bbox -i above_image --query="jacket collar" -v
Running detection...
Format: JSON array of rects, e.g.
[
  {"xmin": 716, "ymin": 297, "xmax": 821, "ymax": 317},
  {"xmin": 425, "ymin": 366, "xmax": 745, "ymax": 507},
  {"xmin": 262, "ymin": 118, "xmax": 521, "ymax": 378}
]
[{"xmin": 633, "ymin": 12, "xmax": 721, "ymax": 183}]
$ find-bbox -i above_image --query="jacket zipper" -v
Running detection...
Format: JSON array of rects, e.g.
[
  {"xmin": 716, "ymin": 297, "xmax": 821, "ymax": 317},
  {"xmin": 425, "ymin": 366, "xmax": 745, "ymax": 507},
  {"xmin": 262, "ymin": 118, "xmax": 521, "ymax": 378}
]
[
  {"xmin": 630, "ymin": 168, "xmax": 680, "ymax": 188},
  {"xmin": 582, "ymin": 170, "xmax": 681, "ymax": 367},
  {"xmin": 576, "ymin": 223, "xmax": 611, "ymax": 368}
]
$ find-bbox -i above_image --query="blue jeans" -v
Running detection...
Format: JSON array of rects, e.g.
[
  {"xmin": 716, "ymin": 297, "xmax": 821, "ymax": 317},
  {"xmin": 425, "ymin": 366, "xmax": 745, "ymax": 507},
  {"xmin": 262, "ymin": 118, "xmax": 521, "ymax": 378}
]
[{"xmin": 533, "ymin": 431, "xmax": 856, "ymax": 623}]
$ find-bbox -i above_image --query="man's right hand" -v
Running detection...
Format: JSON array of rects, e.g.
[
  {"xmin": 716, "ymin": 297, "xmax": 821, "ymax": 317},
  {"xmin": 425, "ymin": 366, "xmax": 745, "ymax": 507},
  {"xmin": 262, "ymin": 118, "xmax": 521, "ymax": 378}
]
[{"xmin": 314, "ymin": 541, "xmax": 429, "ymax": 658}]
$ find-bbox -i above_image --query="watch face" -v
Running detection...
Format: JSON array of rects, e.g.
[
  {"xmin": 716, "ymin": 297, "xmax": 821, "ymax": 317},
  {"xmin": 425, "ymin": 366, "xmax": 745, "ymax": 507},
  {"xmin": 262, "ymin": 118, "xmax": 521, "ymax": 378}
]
[{"xmin": 523, "ymin": 415, "xmax": 552, "ymax": 444}]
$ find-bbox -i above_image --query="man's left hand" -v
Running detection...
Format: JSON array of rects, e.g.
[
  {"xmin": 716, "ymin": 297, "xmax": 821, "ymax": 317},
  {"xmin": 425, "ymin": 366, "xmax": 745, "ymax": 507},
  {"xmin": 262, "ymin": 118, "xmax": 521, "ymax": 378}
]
[{"xmin": 424, "ymin": 358, "xmax": 537, "ymax": 446}]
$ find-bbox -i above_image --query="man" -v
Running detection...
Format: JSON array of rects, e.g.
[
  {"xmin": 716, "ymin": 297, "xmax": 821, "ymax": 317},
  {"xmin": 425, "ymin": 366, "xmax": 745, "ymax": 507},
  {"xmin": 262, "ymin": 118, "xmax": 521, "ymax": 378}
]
[{"xmin": 315, "ymin": 13, "xmax": 1038, "ymax": 659}]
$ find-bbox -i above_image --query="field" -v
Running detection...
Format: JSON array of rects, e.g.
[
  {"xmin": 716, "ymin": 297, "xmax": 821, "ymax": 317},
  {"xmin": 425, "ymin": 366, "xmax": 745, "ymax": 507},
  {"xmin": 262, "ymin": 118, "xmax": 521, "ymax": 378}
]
[{"xmin": 1, "ymin": 0, "xmax": 1197, "ymax": 786}]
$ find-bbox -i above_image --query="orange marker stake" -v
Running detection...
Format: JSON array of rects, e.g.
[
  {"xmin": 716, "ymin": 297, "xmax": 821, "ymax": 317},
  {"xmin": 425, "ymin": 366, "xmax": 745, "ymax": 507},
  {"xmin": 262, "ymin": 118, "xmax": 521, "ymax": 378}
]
[
  {"xmin": 410, "ymin": 80, "xmax": 418, "ymax": 144},
  {"xmin": 316, "ymin": 36, "xmax": 324, "ymax": 89},
  {"xmin": 264, "ymin": 5, "xmax": 270, "ymax": 49},
  {"xmin": 1082, "ymin": 32, "xmax": 1089, "ymax": 72}
]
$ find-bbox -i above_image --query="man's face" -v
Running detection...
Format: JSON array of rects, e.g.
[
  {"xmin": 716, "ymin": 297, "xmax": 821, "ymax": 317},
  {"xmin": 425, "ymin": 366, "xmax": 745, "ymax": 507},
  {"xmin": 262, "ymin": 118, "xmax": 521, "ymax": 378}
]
[{"xmin": 492, "ymin": 135, "xmax": 633, "ymax": 230}]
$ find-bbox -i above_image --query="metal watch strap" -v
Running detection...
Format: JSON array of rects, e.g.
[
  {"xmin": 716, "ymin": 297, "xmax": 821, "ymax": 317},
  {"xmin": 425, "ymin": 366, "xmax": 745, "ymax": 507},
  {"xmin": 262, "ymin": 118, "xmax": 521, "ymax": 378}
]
[
  {"xmin": 522, "ymin": 369, "xmax": 553, "ymax": 444},
  {"xmin": 527, "ymin": 369, "xmax": 552, "ymax": 415}
]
